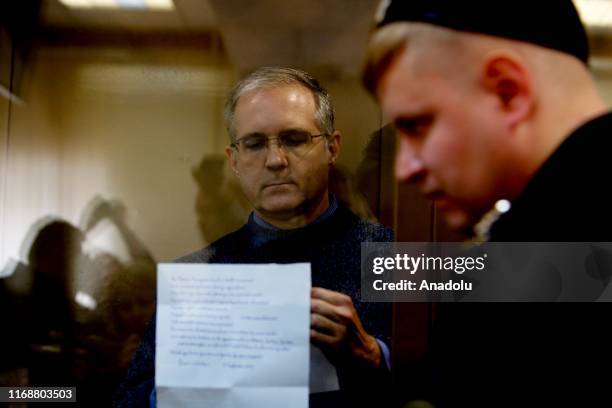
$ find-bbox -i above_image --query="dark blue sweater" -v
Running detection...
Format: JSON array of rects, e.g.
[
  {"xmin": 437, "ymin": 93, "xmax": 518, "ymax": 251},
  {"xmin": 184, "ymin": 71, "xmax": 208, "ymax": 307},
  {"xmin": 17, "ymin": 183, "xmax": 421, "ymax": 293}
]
[{"xmin": 114, "ymin": 204, "xmax": 394, "ymax": 407}]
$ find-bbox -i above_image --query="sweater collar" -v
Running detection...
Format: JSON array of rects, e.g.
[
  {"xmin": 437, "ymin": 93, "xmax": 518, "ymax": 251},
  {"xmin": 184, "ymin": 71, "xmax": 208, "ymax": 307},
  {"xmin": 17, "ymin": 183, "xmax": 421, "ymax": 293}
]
[
  {"xmin": 252, "ymin": 194, "xmax": 339, "ymax": 231},
  {"xmin": 248, "ymin": 194, "xmax": 340, "ymax": 248}
]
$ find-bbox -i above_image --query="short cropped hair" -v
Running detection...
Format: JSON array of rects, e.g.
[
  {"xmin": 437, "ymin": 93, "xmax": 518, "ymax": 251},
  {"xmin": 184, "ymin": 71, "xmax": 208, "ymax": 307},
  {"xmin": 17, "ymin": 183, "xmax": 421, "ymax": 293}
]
[
  {"xmin": 224, "ymin": 66, "xmax": 335, "ymax": 141},
  {"xmin": 363, "ymin": 23, "xmax": 414, "ymax": 95},
  {"xmin": 362, "ymin": 23, "xmax": 469, "ymax": 95}
]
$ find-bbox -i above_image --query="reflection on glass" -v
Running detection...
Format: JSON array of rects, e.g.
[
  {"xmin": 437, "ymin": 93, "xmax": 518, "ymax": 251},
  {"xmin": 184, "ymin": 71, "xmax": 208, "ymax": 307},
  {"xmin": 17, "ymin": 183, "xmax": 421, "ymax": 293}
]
[
  {"xmin": 0, "ymin": 198, "xmax": 156, "ymax": 406},
  {"xmin": 192, "ymin": 154, "xmax": 251, "ymax": 244},
  {"xmin": 0, "ymin": 1, "xmax": 396, "ymax": 407}
]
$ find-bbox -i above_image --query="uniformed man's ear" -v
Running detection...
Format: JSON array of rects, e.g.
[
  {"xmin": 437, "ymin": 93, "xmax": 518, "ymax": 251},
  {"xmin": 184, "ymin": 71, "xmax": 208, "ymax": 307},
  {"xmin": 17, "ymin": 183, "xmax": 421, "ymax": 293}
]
[
  {"xmin": 327, "ymin": 130, "xmax": 341, "ymax": 165},
  {"xmin": 225, "ymin": 145, "xmax": 239, "ymax": 175},
  {"xmin": 481, "ymin": 53, "xmax": 534, "ymax": 128}
]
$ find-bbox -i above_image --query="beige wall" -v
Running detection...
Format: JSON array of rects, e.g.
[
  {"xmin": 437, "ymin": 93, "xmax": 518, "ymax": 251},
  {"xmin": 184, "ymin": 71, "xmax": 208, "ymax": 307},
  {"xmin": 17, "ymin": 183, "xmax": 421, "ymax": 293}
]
[
  {"xmin": 325, "ymin": 78, "xmax": 381, "ymax": 173},
  {"xmin": 1, "ymin": 41, "xmax": 234, "ymax": 268},
  {"xmin": 1, "ymin": 64, "xmax": 62, "ymax": 271},
  {"xmin": 592, "ymin": 57, "xmax": 612, "ymax": 105},
  {"xmin": 0, "ymin": 82, "xmax": 11, "ymax": 270}
]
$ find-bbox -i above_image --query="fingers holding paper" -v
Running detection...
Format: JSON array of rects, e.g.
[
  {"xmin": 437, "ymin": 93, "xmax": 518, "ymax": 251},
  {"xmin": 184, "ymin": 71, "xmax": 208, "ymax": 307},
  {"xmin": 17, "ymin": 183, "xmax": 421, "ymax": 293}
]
[{"xmin": 310, "ymin": 287, "xmax": 382, "ymax": 369}]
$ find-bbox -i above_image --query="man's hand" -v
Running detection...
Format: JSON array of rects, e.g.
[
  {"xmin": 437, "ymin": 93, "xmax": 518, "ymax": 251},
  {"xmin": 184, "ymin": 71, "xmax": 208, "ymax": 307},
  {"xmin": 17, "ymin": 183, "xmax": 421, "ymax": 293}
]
[{"xmin": 310, "ymin": 287, "xmax": 382, "ymax": 369}]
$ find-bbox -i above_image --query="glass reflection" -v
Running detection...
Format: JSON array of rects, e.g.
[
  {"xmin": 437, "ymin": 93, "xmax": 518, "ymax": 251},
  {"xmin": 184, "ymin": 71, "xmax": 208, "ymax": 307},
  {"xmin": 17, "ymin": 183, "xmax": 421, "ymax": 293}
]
[{"xmin": 0, "ymin": 198, "xmax": 156, "ymax": 406}]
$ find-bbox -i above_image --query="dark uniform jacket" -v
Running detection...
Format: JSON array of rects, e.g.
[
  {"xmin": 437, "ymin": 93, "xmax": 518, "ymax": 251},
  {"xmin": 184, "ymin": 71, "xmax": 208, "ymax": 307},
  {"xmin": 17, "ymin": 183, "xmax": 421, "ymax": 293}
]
[{"xmin": 428, "ymin": 112, "xmax": 612, "ymax": 407}]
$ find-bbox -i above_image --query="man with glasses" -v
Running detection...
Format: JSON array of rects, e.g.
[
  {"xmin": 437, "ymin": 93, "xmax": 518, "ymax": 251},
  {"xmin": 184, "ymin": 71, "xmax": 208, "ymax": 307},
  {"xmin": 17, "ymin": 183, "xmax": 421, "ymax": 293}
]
[{"xmin": 117, "ymin": 67, "xmax": 393, "ymax": 407}]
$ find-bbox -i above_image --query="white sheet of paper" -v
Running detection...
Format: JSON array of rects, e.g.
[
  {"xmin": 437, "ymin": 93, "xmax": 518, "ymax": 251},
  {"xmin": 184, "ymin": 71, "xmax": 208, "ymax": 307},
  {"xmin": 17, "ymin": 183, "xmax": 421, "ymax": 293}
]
[
  {"xmin": 309, "ymin": 345, "xmax": 339, "ymax": 393},
  {"xmin": 156, "ymin": 263, "xmax": 311, "ymax": 408}
]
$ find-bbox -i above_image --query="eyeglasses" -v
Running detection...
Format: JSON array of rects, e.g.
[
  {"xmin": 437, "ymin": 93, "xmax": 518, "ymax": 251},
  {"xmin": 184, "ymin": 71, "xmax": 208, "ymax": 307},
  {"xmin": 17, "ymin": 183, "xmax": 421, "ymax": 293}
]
[{"xmin": 231, "ymin": 131, "xmax": 326, "ymax": 159}]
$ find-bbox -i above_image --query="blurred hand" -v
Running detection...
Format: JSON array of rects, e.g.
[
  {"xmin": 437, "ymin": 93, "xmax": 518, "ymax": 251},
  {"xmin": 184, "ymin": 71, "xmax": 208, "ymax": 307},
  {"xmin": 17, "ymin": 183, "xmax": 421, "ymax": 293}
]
[{"xmin": 310, "ymin": 287, "xmax": 381, "ymax": 369}]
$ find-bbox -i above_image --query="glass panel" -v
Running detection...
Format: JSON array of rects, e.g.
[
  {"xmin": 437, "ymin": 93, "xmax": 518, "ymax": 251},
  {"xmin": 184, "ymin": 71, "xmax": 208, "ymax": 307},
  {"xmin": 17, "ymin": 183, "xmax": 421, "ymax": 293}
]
[
  {"xmin": 0, "ymin": 1, "xmax": 396, "ymax": 406},
  {"xmin": 4, "ymin": 1, "xmax": 609, "ymax": 407}
]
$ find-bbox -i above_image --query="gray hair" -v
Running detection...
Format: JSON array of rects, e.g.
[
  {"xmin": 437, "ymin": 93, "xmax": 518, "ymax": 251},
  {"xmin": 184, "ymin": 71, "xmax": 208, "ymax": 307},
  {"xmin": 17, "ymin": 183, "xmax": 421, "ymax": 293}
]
[{"xmin": 223, "ymin": 66, "xmax": 335, "ymax": 141}]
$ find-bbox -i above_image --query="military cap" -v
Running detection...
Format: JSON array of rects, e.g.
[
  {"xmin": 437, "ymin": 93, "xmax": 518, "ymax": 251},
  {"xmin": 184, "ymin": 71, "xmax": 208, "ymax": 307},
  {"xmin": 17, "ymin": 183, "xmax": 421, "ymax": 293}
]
[{"xmin": 376, "ymin": 0, "xmax": 590, "ymax": 64}]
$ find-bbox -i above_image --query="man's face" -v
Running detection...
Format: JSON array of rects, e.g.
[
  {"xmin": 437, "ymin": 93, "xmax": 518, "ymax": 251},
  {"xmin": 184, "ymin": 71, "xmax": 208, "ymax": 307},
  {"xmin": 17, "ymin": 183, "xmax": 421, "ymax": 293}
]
[
  {"xmin": 227, "ymin": 85, "xmax": 338, "ymax": 220},
  {"xmin": 377, "ymin": 48, "xmax": 514, "ymax": 230}
]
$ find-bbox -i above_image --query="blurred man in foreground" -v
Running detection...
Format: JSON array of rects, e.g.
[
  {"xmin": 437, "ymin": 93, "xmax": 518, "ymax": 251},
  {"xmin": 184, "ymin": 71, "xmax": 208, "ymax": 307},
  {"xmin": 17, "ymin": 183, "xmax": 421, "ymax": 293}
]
[
  {"xmin": 364, "ymin": 0, "xmax": 612, "ymax": 406},
  {"xmin": 365, "ymin": 0, "xmax": 610, "ymax": 241}
]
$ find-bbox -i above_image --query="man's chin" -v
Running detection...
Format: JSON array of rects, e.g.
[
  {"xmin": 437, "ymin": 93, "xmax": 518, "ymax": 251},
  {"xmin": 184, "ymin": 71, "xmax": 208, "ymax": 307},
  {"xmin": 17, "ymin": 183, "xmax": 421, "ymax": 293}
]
[
  {"xmin": 258, "ymin": 196, "xmax": 303, "ymax": 216},
  {"xmin": 440, "ymin": 207, "xmax": 478, "ymax": 233}
]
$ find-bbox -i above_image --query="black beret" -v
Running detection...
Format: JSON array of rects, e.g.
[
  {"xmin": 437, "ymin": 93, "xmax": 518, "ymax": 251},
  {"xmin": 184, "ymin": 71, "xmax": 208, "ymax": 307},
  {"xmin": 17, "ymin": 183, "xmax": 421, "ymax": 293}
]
[{"xmin": 377, "ymin": 0, "xmax": 590, "ymax": 64}]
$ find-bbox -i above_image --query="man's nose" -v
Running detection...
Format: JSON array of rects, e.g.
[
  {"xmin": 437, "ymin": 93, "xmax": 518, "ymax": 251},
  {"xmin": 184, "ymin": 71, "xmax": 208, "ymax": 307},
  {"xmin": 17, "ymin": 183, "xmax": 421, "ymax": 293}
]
[
  {"xmin": 264, "ymin": 140, "xmax": 289, "ymax": 169},
  {"xmin": 394, "ymin": 138, "xmax": 426, "ymax": 183}
]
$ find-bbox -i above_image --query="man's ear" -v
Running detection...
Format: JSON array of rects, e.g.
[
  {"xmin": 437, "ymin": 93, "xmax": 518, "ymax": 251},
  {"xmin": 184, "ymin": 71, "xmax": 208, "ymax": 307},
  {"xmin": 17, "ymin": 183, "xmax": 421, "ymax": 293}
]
[
  {"xmin": 327, "ymin": 130, "xmax": 341, "ymax": 165},
  {"xmin": 225, "ymin": 146, "xmax": 239, "ymax": 175},
  {"xmin": 481, "ymin": 53, "xmax": 534, "ymax": 128}
]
